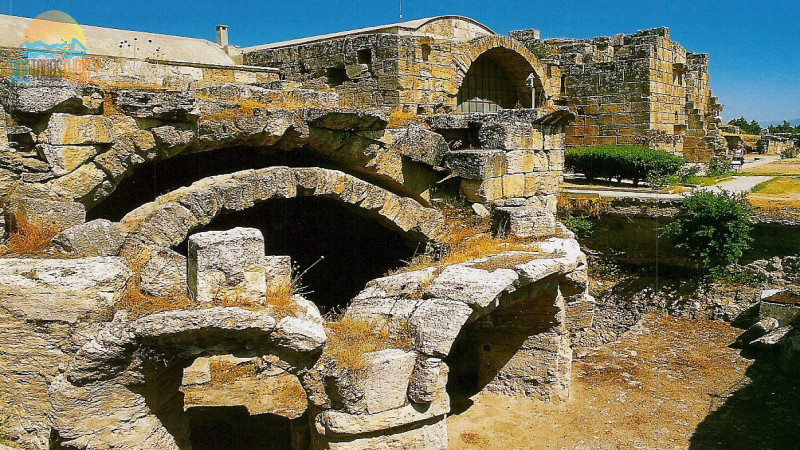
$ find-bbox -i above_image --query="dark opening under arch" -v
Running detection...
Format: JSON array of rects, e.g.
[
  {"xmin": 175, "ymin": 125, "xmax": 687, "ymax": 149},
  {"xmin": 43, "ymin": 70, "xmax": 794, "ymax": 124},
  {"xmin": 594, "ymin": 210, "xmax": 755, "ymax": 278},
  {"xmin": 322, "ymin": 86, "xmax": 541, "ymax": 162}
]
[
  {"xmin": 175, "ymin": 197, "xmax": 417, "ymax": 312},
  {"xmin": 457, "ymin": 48, "xmax": 536, "ymax": 113}
]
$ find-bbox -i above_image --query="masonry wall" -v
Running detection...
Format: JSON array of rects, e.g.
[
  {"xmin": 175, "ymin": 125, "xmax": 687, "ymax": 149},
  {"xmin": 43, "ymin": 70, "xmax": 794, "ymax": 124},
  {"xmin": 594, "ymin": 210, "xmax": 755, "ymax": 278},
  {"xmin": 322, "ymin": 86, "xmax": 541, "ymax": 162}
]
[
  {"xmin": 513, "ymin": 27, "xmax": 723, "ymax": 160},
  {"xmin": 244, "ymin": 33, "xmax": 484, "ymax": 114}
]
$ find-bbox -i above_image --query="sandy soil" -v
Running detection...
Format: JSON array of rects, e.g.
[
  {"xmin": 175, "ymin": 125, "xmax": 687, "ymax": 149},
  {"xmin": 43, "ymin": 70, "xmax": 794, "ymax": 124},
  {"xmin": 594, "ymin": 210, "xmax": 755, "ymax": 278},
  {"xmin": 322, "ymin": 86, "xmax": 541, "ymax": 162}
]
[{"xmin": 447, "ymin": 314, "xmax": 799, "ymax": 449}]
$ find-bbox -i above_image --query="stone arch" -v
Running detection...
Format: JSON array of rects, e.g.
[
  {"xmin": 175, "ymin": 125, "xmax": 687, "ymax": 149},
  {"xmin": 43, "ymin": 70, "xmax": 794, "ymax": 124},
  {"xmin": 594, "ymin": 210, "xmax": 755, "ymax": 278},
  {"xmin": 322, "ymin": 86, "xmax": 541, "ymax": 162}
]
[
  {"xmin": 51, "ymin": 306, "xmax": 321, "ymax": 449},
  {"xmin": 452, "ymin": 35, "xmax": 554, "ymax": 110},
  {"xmin": 119, "ymin": 166, "xmax": 444, "ymax": 252}
]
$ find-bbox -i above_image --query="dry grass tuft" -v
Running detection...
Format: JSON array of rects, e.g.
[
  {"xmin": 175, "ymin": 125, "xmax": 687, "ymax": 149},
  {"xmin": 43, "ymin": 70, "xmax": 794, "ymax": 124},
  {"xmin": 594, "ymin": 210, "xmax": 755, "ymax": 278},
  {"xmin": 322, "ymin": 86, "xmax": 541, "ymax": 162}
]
[
  {"xmin": 113, "ymin": 287, "xmax": 194, "ymax": 320},
  {"xmin": 391, "ymin": 201, "xmax": 540, "ymax": 274},
  {"xmin": 264, "ymin": 280, "xmax": 303, "ymax": 319},
  {"xmin": 323, "ymin": 317, "xmax": 413, "ymax": 371},
  {"xmin": 471, "ymin": 252, "xmax": 547, "ymax": 272},
  {"xmin": 114, "ymin": 244, "xmax": 193, "ymax": 319},
  {"xmin": 0, "ymin": 214, "xmax": 61, "ymax": 257},
  {"xmin": 209, "ymin": 360, "xmax": 258, "ymax": 384},
  {"xmin": 460, "ymin": 432, "xmax": 486, "ymax": 445}
]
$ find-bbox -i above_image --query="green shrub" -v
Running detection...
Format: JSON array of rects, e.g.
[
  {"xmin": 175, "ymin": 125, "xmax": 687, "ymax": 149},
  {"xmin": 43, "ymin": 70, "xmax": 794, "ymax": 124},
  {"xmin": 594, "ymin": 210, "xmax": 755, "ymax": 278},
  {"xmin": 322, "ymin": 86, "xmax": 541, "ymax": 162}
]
[
  {"xmin": 706, "ymin": 158, "xmax": 733, "ymax": 177},
  {"xmin": 781, "ymin": 147, "xmax": 797, "ymax": 159},
  {"xmin": 662, "ymin": 190, "xmax": 753, "ymax": 269},
  {"xmin": 565, "ymin": 145, "xmax": 685, "ymax": 185},
  {"xmin": 560, "ymin": 214, "xmax": 594, "ymax": 237}
]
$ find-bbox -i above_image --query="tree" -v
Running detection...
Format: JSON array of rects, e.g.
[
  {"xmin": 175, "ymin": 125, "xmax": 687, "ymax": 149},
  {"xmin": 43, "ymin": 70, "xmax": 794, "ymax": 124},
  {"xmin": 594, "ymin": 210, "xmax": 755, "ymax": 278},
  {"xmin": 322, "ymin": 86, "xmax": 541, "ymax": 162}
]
[
  {"xmin": 727, "ymin": 117, "xmax": 761, "ymax": 135},
  {"xmin": 663, "ymin": 190, "xmax": 753, "ymax": 270},
  {"xmin": 768, "ymin": 120, "xmax": 799, "ymax": 134}
]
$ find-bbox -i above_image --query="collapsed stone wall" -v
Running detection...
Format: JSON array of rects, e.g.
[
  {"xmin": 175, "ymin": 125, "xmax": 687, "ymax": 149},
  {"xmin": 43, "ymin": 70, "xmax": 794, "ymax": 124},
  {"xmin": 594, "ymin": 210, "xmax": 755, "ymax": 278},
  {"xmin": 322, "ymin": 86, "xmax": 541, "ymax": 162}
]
[
  {"xmin": 0, "ymin": 46, "xmax": 583, "ymax": 449},
  {"xmin": 512, "ymin": 27, "xmax": 724, "ymax": 160}
]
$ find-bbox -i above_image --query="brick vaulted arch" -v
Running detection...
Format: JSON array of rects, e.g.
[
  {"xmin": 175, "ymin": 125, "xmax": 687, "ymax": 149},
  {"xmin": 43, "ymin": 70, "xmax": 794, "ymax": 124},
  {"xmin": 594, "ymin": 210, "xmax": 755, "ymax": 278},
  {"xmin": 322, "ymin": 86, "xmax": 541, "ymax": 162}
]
[{"xmin": 452, "ymin": 35, "xmax": 555, "ymax": 109}]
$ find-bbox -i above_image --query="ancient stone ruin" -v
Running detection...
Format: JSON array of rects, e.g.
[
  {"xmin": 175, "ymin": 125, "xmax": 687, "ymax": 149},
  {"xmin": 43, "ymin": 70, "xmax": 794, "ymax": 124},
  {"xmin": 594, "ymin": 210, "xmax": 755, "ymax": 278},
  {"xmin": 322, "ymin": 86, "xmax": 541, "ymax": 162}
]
[{"xmin": 0, "ymin": 12, "xmax": 727, "ymax": 449}]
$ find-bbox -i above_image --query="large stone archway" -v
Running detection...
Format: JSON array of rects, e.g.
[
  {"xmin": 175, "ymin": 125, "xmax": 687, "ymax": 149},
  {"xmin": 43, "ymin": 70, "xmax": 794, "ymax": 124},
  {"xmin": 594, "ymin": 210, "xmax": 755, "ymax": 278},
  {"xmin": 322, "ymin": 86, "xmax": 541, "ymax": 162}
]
[
  {"xmin": 114, "ymin": 166, "xmax": 443, "ymax": 252},
  {"xmin": 452, "ymin": 35, "xmax": 555, "ymax": 109}
]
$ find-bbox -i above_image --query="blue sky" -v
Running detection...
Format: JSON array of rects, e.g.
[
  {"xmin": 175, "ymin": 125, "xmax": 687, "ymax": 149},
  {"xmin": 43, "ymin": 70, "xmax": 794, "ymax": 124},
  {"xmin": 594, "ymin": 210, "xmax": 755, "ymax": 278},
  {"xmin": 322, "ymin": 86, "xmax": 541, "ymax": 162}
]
[{"xmin": 9, "ymin": 0, "xmax": 800, "ymax": 123}]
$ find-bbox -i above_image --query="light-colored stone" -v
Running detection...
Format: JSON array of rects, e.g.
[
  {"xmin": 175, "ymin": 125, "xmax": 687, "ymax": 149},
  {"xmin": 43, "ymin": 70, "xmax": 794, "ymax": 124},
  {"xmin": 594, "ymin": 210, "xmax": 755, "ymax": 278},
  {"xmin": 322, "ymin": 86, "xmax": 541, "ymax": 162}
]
[
  {"xmin": 37, "ymin": 144, "xmax": 97, "ymax": 176},
  {"xmin": 492, "ymin": 204, "xmax": 557, "ymax": 239},
  {"xmin": 425, "ymin": 264, "xmax": 519, "ymax": 308},
  {"xmin": 187, "ymin": 227, "xmax": 267, "ymax": 304},
  {"xmin": 5, "ymin": 196, "xmax": 86, "ymax": 231},
  {"xmin": 0, "ymin": 257, "xmax": 131, "ymax": 323},
  {"xmin": 272, "ymin": 316, "xmax": 327, "ymax": 353},
  {"xmin": 408, "ymin": 357, "xmax": 441, "ymax": 403},
  {"xmin": 139, "ymin": 248, "xmax": 188, "ymax": 297},
  {"xmin": 43, "ymin": 113, "xmax": 112, "ymax": 145},
  {"xmin": 265, "ymin": 255, "xmax": 292, "ymax": 287},
  {"xmin": 51, "ymin": 219, "xmax": 125, "ymax": 256}
]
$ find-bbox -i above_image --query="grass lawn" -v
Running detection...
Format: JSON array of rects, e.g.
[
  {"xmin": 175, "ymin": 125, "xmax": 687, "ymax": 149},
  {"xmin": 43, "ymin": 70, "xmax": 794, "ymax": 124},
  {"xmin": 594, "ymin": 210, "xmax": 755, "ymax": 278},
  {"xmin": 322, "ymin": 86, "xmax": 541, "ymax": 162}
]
[{"xmin": 751, "ymin": 176, "xmax": 800, "ymax": 195}]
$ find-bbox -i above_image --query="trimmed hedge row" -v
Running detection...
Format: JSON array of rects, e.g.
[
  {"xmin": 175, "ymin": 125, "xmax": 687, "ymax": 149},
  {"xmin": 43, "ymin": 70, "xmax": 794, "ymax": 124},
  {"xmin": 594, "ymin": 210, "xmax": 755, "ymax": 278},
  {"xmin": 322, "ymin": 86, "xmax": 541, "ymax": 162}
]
[{"xmin": 565, "ymin": 145, "xmax": 685, "ymax": 185}]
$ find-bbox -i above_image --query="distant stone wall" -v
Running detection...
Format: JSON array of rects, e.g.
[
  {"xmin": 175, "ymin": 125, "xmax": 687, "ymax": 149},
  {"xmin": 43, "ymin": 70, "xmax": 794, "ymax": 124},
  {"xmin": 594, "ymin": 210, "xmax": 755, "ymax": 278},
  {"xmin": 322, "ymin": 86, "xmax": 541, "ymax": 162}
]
[
  {"xmin": 758, "ymin": 134, "xmax": 798, "ymax": 155},
  {"xmin": 513, "ymin": 27, "xmax": 724, "ymax": 160},
  {"xmin": 243, "ymin": 28, "xmax": 555, "ymax": 114}
]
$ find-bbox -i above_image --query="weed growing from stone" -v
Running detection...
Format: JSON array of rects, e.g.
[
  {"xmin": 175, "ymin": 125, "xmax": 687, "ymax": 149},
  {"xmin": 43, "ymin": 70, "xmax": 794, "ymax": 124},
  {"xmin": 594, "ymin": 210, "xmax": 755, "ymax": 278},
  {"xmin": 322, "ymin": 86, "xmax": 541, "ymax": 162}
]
[
  {"xmin": 323, "ymin": 317, "xmax": 413, "ymax": 372},
  {"xmin": 0, "ymin": 214, "xmax": 61, "ymax": 256}
]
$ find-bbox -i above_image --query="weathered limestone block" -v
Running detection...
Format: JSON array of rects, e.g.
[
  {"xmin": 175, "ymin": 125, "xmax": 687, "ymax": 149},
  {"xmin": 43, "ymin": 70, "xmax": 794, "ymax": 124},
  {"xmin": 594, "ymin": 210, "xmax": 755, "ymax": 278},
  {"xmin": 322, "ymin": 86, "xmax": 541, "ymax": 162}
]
[
  {"xmin": 424, "ymin": 264, "xmax": 519, "ymax": 308},
  {"xmin": 46, "ymin": 163, "xmax": 111, "ymax": 205},
  {"xmin": 187, "ymin": 227, "xmax": 267, "ymax": 304},
  {"xmin": 42, "ymin": 113, "xmax": 112, "ymax": 145},
  {"xmin": 355, "ymin": 268, "xmax": 438, "ymax": 300},
  {"xmin": 66, "ymin": 312, "xmax": 134, "ymax": 385},
  {"xmin": 151, "ymin": 125, "xmax": 195, "ymax": 157},
  {"xmin": 407, "ymin": 357, "xmax": 441, "ymax": 404},
  {"xmin": 0, "ymin": 257, "xmax": 131, "ymax": 323},
  {"xmin": 564, "ymin": 292, "xmax": 595, "ymax": 337},
  {"xmin": 760, "ymin": 290, "xmax": 800, "ymax": 327},
  {"xmin": 0, "ymin": 310, "xmax": 70, "ymax": 448},
  {"xmin": 347, "ymin": 295, "xmax": 473, "ymax": 358},
  {"xmin": 37, "ymin": 144, "xmax": 97, "ymax": 176},
  {"xmin": 445, "ymin": 149, "xmax": 506, "ymax": 180},
  {"xmin": 326, "ymin": 349, "xmax": 416, "ymax": 415},
  {"xmin": 265, "ymin": 255, "xmax": 292, "ymax": 287},
  {"xmin": 460, "ymin": 177, "xmax": 504, "ymax": 203},
  {"xmin": 501, "ymin": 173, "xmax": 525, "ymax": 198},
  {"xmin": 750, "ymin": 326, "xmax": 794, "ymax": 349},
  {"xmin": 139, "ymin": 248, "xmax": 188, "ymax": 297},
  {"xmin": 130, "ymin": 307, "xmax": 276, "ymax": 342},
  {"xmin": 111, "ymin": 89, "xmax": 199, "ymax": 121},
  {"xmin": 324, "ymin": 418, "xmax": 448, "ymax": 450},
  {"xmin": 0, "ymin": 78, "xmax": 102, "ymax": 114},
  {"xmin": 93, "ymin": 138, "xmax": 146, "ymax": 180},
  {"xmin": 5, "ymin": 196, "xmax": 86, "ymax": 231},
  {"xmin": 49, "ymin": 376, "xmax": 180, "ymax": 450},
  {"xmin": 386, "ymin": 122, "xmax": 448, "ymax": 166},
  {"xmin": 491, "ymin": 204, "xmax": 557, "ymax": 239},
  {"xmin": 736, "ymin": 317, "xmax": 780, "ymax": 347},
  {"xmin": 51, "ymin": 219, "xmax": 125, "ymax": 257},
  {"xmin": 272, "ymin": 316, "xmax": 327, "ymax": 353},
  {"xmin": 303, "ymin": 107, "xmax": 389, "ymax": 131}
]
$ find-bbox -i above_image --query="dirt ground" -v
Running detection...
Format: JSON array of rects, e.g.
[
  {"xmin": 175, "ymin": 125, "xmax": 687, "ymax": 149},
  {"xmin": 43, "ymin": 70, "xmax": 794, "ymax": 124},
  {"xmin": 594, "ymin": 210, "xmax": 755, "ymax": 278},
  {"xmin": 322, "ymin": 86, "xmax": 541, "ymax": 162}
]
[
  {"xmin": 744, "ymin": 157, "xmax": 800, "ymax": 176},
  {"xmin": 447, "ymin": 314, "xmax": 800, "ymax": 450}
]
